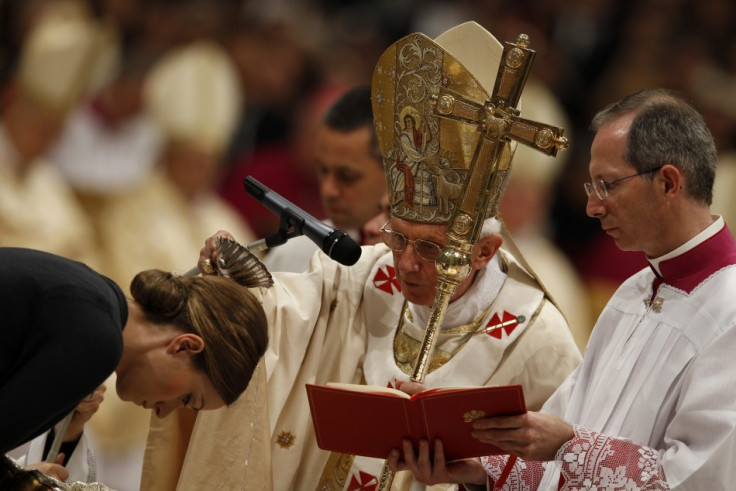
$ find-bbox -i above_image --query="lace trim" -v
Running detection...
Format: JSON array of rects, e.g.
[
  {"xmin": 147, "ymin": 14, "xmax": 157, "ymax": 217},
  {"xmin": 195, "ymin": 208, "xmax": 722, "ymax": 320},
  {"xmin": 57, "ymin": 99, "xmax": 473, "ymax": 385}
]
[
  {"xmin": 480, "ymin": 454, "xmax": 547, "ymax": 490},
  {"xmin": 479, "ymin": 426, "xmax": 669, "ymax": 490},
  {"xmin": 557, "ymin": 425, "xmax": 668, "ymax": 490}
]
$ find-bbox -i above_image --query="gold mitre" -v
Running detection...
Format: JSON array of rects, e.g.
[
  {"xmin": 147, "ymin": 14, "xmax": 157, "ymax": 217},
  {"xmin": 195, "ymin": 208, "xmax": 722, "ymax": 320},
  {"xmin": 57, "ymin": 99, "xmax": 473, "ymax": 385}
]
[
  {"xmin": 372, "ymin": 22, "xmax": 507, "ymax": 224},
  {"xmin": 373, "ymin": 22, "xmax": 565, "ymax": 226},
  {"xmin": 145, "ymin": 41, "xmax": 242, "ymax": 154}
]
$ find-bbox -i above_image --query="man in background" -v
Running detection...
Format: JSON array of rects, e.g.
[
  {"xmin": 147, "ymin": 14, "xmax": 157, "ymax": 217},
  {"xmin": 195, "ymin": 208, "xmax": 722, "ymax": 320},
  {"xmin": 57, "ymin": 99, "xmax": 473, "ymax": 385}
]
[{"xmin": 263, "ymin": 84, "xmax": 387, "ymax": 272}]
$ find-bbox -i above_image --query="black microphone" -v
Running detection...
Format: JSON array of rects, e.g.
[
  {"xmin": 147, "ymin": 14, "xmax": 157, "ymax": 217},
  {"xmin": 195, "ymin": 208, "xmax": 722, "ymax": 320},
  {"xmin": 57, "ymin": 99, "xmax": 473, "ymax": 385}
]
[{"xmin": 244, "ymin": 176, "xmax": 362, "ymax": 266}]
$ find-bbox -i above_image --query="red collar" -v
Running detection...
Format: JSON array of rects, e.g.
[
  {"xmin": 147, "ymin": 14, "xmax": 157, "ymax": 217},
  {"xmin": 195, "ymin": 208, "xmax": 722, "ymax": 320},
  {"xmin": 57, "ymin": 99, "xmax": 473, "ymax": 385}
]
[{"xmin": 651, "ymin": 224, "xmax": 736, "ymax": 293}]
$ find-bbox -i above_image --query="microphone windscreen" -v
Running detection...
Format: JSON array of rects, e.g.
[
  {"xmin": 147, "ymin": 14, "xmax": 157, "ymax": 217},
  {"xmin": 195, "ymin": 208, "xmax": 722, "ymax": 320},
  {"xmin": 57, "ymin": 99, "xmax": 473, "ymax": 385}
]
[{"xmin": 330, "ymin": 234, "xmax": 362, "ymax": 266}]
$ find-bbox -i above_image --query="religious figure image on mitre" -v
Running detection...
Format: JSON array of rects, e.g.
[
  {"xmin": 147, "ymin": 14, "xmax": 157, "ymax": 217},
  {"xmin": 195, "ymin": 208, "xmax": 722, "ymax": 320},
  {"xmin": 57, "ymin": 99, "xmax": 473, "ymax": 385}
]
[
  {"xmin": 373, "ymin": 29, "xmax": 504, "ymax": 226},
  {"xmin": 392, "ymin": 105, "xmax": 434, "ymax": 209},
  {"xmin": 373, "ymin": 23, "xmax": 567, "ymax": 233}
]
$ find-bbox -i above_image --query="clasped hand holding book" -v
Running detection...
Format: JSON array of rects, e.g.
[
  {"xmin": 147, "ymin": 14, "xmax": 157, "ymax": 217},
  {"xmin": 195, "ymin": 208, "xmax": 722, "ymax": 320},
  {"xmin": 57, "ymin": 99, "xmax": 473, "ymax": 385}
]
[{"xmin": 307, "ymin": 382, "xmax": 526, "ymax": 461}]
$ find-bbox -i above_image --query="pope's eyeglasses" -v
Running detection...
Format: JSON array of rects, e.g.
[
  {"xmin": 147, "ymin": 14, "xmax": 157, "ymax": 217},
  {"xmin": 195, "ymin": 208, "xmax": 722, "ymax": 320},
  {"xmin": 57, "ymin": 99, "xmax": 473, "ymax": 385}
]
[
  {"xmin": 380, "ymin": 224, "xmax": 443, "ymax": 262},
  {"xmin": 583, "ymin": 165, "xmax": 663, "ymax": 200}
]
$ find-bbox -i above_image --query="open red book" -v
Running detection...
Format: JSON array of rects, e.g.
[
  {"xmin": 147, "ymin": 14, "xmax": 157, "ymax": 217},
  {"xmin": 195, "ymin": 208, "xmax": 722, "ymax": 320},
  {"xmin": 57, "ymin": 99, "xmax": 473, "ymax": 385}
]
[{"xmin": 306, "ymin": 383, "xmax": 526, "ymax": 461}]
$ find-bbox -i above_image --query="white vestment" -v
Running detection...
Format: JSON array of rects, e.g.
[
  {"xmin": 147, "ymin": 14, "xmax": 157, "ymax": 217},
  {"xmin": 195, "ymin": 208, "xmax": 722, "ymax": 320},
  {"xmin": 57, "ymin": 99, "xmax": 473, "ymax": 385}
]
[
  {"xmin": 0, "ymin": 124, "xmax": 99, "ymax": 267},
  {"xmin": 324, "ymin": 249, "xmax": 581, "ymax": 491},
  {"xmin": 49, "ymin": 103, "xmax": 163, "ymax": 194},
  {"xmin": 482, "ymin": 218, "xmax": 736, "ymax": 490}
]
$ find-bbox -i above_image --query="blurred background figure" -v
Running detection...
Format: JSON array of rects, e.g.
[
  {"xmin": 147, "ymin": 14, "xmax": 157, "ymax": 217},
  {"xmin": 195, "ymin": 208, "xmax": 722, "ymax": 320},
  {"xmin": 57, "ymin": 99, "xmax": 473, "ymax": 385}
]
[
  {"xmin": 49, "ymin": 45, "xmax": 164, "ymax": 223},
  {"xmin": 262, "ymin": 84, "xmax": 387, "ymax": 272},
  {"xmin": 222, "ymin": 17, "xmax": 318, "ymax": 173},
  {"xmin": 218, "ymin": 15, "xmax": 322, "ymax": 239},
  {"xmin": 95, "ymin": 39, "xmax": 256, "ymax": 288},
  {"xmin": 219, "ymin": 82, "xmax": 334, "ymax": 241},
  {"xmin": 360, "ymin": 195, "xmax": 391, "ymax": 246},
  {"xmin": 689, "ymin": 51, "xmax": 736, "ymax": 235},
  {"xmin": 0, "ymin": 0, "xmax": 105, "ymax": 266},
  {"xmin": 498, "ymin": 80, "xmax": 594, "ymax": 352}
]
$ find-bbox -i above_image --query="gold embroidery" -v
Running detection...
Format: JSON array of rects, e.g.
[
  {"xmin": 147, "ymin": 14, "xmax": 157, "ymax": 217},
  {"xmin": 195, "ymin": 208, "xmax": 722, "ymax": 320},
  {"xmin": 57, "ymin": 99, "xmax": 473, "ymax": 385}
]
[
  {"xmin": 463, "ymin": 409, "xmax": 486, "ymax": 423},
  {"xmin": 651, "ymin": 297, "xmax": 663, "ymax": 313},
  {"xmin": 643, "ymin": 296, "xmax": 664, "ymax": 313},
  {"xmin": 481, "ymin": 314, "xmax": 526, "ymax": 334},
  {"xmin": 275, "ymin": 431, "xmax": 296, "ymax": 449},
  {"xmin": 316, "ymin": 452, "xmax": 355, "ymax": 490},
  {"xmin": 443, "ymin": 304, "xmax": 494, "ymax": 334},
  {"xmin": 391, "ymin": 251, "xmax": 547, "ymax": 375},
  {"xmin": 393, "ymin": 302, "xmax": 492, "ymax": 376}
]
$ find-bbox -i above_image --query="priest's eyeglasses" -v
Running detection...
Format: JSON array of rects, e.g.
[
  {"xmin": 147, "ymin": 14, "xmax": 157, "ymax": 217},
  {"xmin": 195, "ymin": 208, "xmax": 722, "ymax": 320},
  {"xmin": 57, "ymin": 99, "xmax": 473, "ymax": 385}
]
[
  {"xmin": 380, "ymin": 224, "xmax": 443, "ymax": 262},
  {"xmin": 583, "ymin": 165, "xmax": 663, "ymax": 200}
]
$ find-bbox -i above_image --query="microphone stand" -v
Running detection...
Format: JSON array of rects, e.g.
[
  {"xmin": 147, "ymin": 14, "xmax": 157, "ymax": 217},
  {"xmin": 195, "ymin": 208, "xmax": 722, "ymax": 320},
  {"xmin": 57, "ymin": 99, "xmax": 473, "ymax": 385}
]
[{"xmin": 241, "ymin": 208, "xmax": 309, "ymax": 254}]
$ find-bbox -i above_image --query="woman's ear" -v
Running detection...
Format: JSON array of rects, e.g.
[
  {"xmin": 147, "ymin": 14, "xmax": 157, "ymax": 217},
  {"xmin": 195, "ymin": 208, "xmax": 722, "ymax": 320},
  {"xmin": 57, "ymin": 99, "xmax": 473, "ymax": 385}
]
[
  {"xmin": 166, "ymin": 333, "xmax": 205, "ymax": 355},
  {"xmin": 472, "ymin": 234, "xmax": 503, "ymax": 270}
]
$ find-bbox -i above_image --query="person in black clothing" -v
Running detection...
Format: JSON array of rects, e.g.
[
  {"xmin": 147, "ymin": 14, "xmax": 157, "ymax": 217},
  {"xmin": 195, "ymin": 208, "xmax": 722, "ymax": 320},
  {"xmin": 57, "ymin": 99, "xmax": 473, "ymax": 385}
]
[{"xmin": 0, "ymin": 247, "xmax": 268, "ymax": 456}]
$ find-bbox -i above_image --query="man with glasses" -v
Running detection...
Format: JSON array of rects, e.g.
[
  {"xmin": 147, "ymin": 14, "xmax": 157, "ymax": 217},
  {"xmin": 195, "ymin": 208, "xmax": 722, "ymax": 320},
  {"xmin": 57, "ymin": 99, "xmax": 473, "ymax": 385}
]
[
  {"xmin": 391, "ymin": 88, "xmax": 736, "ymax": 489},
  {"xmin": 583, "ymin": 165, "xmax": 662, "ymax": 200},
  {"xmin": 141, "ymin": 23, "xmax": 581, "ymax": 491}
]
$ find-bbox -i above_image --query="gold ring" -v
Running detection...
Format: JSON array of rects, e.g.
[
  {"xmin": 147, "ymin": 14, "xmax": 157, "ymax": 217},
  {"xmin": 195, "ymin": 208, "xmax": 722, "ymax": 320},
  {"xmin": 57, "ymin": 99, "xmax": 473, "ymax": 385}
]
[{"xmin": 201, "ymin": 258, "xmax": 215, "ymax": 274}]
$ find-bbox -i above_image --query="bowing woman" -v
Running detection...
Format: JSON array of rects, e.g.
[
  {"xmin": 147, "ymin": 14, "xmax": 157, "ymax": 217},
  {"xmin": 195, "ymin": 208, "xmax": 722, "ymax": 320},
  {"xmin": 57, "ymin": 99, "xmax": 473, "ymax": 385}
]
[{"xmin": 0, "ymin": 246, "xmax": 268, "ymax": 458}]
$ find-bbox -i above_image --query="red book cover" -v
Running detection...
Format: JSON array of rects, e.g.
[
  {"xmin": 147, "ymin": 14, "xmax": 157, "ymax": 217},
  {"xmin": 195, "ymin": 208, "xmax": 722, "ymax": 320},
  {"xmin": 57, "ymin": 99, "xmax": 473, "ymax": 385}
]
[{"xmin": 306, "ymin": 383, "xmax": 526, "ymax": 461}]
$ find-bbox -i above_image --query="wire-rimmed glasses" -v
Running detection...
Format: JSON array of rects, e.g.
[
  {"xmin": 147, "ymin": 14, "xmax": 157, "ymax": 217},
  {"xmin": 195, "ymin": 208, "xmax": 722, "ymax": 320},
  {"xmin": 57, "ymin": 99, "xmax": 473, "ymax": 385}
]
[
  {"xmin": 583, "ymin": 165, "xmax": 663, "ymax": 200},
  {"xmin": 380, "ymin": 224, "xmax": 443, "ymax": 262}
]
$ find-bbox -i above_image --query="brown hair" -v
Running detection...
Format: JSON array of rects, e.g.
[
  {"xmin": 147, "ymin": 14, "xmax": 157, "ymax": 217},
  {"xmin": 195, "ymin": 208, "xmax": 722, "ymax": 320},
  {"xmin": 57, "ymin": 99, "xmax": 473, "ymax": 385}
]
[{"xmin": 130, "ymin": 270, "xmax": 268, "ymax": 405}]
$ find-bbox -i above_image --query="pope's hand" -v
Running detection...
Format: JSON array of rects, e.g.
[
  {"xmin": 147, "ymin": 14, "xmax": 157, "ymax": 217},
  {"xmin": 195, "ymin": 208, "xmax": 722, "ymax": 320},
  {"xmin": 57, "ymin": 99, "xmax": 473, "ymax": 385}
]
[
  {"xmin": 387, "ymin": 438, "xmax": 487, "ymax": 486},
  {"xmin": 198, "ymin": 230, "xmax": 236, "ymax": 275}
]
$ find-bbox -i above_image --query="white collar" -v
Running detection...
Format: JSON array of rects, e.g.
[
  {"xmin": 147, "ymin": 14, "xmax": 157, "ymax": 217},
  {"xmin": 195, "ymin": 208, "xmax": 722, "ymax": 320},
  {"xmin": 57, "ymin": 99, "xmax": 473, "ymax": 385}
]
[
  {"xmin": 649, "ymin": 216, "xmax": 724, "ymax": 276},
  {"xmin": 408, "ymin": 253, "xmax": 506, "ymax": 329}
]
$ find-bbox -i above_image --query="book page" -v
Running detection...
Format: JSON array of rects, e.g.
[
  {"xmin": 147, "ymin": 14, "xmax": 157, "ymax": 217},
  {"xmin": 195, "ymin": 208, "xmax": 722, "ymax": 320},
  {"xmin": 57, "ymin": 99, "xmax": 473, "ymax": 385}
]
[
  {"xmin": 324, "ymin": 382, "xmax": 507, "ymax": 399},
  {"xmin": 325, "ymin": 382, "xmax": 410, "ymax": 398}
]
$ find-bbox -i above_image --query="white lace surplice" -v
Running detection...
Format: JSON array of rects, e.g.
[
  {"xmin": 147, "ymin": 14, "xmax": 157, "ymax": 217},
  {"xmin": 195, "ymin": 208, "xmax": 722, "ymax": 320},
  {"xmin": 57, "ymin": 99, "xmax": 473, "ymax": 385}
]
[{"xmin": 482, "ymin": 222, "xmax": 736, "ymax": 490}]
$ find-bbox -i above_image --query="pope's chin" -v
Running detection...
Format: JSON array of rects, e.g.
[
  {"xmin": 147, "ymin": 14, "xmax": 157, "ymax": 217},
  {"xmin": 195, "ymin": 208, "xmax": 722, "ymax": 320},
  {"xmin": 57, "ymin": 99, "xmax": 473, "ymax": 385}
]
[{"xmin": 400, "ymin": 283, "xmax": 435, "ymax": 307}]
